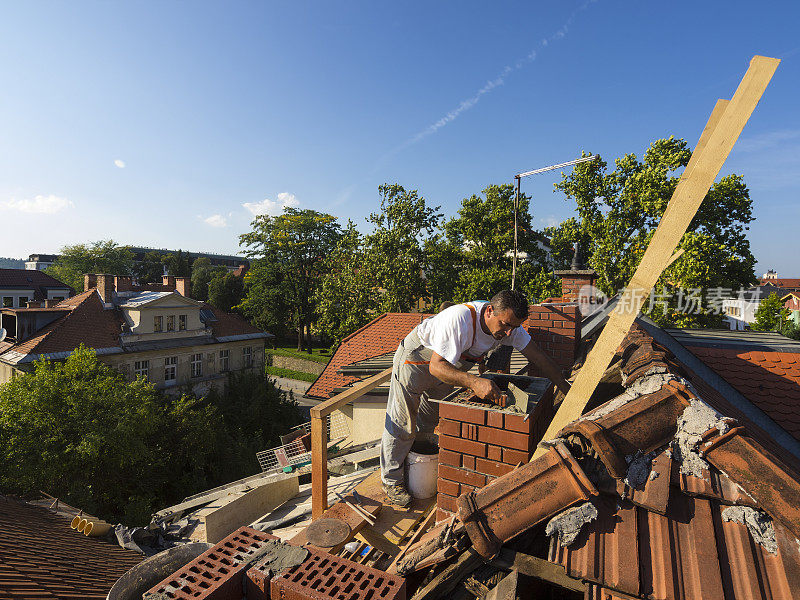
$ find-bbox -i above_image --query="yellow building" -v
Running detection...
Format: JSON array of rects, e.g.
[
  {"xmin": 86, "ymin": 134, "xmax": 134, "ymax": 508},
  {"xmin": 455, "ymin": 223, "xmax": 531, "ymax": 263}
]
[{"xmin": 0, "ymin": 274, "xmax": 270, "ymax": 393}]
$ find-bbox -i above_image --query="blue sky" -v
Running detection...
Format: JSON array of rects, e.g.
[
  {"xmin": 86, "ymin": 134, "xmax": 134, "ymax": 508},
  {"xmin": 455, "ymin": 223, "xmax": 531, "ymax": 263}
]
[{"xmin": 1, "ymin": 1, "xmax": 799, "ymax": 276}]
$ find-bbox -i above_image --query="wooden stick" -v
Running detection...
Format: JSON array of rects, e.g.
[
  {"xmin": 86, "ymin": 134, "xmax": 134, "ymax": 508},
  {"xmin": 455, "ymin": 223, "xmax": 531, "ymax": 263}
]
[
  {"xmin": 388, "ymin": 507, "xmax": 437, "ymax": 572},
  {"xmin": 334, "ymin": 491, "xmax": 376, "ymax": 526},
  {"xmin": 311, "ymin": 367, "xmax": 393, "ymax": 519},
  {"xmin": 412, "ymin": 549, "xmax": 484, "ymax": 600},
  {"xmin": 533, "ymin": 55, "xmax": 779, "ymax": 459}
]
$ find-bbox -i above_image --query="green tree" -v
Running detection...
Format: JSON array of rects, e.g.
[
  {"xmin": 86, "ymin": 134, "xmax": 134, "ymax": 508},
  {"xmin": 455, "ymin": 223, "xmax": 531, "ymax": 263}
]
[
  {"xmin": 0, "ymin": 346, "xmax": 302, "ymax": 525},
  {"xmin": 363, "ymin": 183, "xmax": 442, "ymax": 313},
  {"xmin": 163, "ymin": 250, "xmax": 191, "ymax": 277},
  {"xmin": 191, "ymin": 257, "xmax": 226, "ymax": 302},
  {"xmin": 134, "ymin": 251, "xmax": 166, "ymax": 284},
  {"xmin": 314, "ymin": 222, "xmax": 376, "ymax": 346},
  {"xmin": 443, "ymin": 184, "xmax": 553, "ymax": 302},
  {"xmin": 752, "ymin": 292, "xmax": 790, "ymax": 332},
  {"xmin": 208, "ymin": 272, "xmax": 245, "ymax": 312},
  {"xmin": 550, "ymin": 139, "xmax": 757, "ymax": 326},
  {"xmin": 240, "ymin": 208, "xmax": 342, "ymax": 351},
  {"xmin": 46, "ymin": 240, "xmax": 135, "ymax": 292}
]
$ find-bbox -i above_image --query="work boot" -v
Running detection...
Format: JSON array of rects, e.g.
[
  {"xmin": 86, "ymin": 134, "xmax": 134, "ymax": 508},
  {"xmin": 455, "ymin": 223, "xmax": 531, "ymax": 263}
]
[{"xmin": 382, "ymin": 482, "xmax": 412, "ymax": 507}]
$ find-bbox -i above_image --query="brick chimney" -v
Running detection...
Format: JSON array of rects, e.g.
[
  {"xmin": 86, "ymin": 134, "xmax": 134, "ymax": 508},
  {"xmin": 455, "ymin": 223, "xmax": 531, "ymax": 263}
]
[
  {"xmin": 84, "ymin": 274, "xmax": 98, "ymax": 292},
  {"xmin": 526, "ymin": 303, "xmax": 580, "ymax": 371},
  {"xmin": 162, "ymin": 275, "xmax": 176, "ymax": 290},
  {"xmin": 175, "ymin": 277, "xmax": 191, "ymax": 298},
  {"xmin": 114, "ymin": 275, "xmax": 133, "ymax": 292},
  {"xmin": 26, "ymin": 300, "xmax": 43, "ymax": 308},
  {"xmin": 43, "ymin": 299, "xmax": 59, "ymax": 308},
  {"xmin": 553, "ymin": 243, "xmax": 597, "ymax": 305},
  {"xmin": 96, "ymin": 274, "xmax": 114, "ymax": 304}
]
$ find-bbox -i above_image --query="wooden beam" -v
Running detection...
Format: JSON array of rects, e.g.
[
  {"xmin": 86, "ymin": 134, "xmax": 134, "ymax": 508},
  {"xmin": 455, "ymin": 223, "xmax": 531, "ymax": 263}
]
[
  {"xmin": 310, "ymin": 366, "xmax": 393, "ymax": 519},
  {"xmin": 491, "ymin": 549, "xmax": 586, "ymax": 593},
  {"xmin": 310, "ymin": 367, "xmax": 393, "ymax": 418},
  {"xmin": 533, "ymin": 56, "xmax": 779, "ymax": 458},
  {"xmin": 311, "ymin": 415, "xmax": 328, "ymax": 519}
]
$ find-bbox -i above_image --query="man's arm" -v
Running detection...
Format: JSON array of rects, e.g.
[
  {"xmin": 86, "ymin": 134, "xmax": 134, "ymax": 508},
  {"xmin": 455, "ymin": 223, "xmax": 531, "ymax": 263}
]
[
  {"xmin": 429, "ymin": 352, "xmax": 503, "ymax": 403},
  {"xmin": 520, "ymin": 340, "xmax": 572, "ymax": 395}
]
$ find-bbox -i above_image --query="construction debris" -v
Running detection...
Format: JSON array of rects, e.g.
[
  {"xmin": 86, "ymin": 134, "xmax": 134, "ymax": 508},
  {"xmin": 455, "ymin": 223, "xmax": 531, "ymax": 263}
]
[
  {"xmin": 544, "ymin": 502, "xmax": 598, "ymax": 547},
  {"xmin": 721, "ymin": 505, "xmax": 778, "ymax": 554}
]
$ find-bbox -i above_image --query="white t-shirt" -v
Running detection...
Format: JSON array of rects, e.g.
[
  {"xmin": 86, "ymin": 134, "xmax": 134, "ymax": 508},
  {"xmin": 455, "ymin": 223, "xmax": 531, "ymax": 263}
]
[{"xmin": 416, "ymin": 301, "xmax": 531, "ymax": 366}]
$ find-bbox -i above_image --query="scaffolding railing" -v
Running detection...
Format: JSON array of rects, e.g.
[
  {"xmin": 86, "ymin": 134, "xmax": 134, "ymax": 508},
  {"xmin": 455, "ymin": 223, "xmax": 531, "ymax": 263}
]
[{"xmin": 256, "ymin": 412, "xmax": 350, "ymax": 473}]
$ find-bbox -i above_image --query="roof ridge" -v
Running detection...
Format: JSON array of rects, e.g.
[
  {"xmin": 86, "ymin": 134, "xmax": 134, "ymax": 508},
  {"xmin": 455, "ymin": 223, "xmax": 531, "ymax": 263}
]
[{"xmin": 340, "ymin": 312, "xmax": 390, "ymax": 344}]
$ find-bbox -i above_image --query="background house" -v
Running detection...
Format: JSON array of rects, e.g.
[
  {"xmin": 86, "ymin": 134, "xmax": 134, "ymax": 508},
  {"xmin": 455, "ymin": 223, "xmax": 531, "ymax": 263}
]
[{"xmin": 0, "ymin": 268, "xmax": 72, "ymax": 309}]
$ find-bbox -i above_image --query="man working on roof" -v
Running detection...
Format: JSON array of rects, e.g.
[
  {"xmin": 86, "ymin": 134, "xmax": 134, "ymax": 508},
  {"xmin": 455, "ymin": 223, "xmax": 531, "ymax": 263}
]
[{"xmin": 380, "ymin": 289, "xmax": 572, "ymax": 506}]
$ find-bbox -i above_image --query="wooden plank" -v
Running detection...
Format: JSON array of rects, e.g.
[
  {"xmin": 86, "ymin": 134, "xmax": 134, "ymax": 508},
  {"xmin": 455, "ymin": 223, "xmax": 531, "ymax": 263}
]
[
  {"xmin": 290, "ymin": 492, "xmax": 382, "ymax": 553},
  {"xmin": 533, "ymin": 56, "xmax": 779, "ymax": 458},
  {"xmin": 310, "ymin": 367, "xmax": 393, "ymax": 419},
  {"xmin": 387, "ymin": 506, "xmax": 437, "ymax": 571},
  {"xmin": 311, "ymin": 415, "xmax": 328, "ymax": 519},
  {"xmin": 354, "ymin": 471, "xmax": 433, "ymax": 545},
  {"xmin": 491, "ymin": 549, "xmax": 586, "ymax": 593}
]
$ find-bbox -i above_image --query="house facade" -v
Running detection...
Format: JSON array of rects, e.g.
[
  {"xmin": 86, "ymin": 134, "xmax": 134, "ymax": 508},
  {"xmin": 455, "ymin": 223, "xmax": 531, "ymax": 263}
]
[
  {"xmin": 0, "ymin": 269, "xmax": 72, "ymax": 309},
  {"xmin": 0, "ymin": 274, "xmax": 270, "ymax": 393}
]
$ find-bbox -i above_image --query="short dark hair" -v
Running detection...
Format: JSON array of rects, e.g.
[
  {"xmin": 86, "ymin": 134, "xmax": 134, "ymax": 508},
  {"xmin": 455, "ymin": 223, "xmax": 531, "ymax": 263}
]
[{"xmin": 490, "ymin": 289, "xmax": 529, "ymax": 320}]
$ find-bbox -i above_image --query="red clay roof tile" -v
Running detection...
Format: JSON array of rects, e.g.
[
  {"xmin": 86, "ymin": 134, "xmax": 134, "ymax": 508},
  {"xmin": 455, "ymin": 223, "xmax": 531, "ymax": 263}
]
[{"xmin": 305, "ymin": 313, "xmax": 431, "ymax": 399}]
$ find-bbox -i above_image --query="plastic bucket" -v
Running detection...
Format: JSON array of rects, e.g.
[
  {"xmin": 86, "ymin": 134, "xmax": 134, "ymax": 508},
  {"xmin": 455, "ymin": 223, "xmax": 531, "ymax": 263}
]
[{"xmin": 407, "ymin": 440, "xmax": 439, "ymax": 499}]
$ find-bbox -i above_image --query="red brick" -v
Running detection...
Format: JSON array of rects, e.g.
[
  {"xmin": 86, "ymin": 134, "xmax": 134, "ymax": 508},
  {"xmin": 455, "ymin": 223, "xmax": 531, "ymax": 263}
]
[
  {"xmin": 461, "ymin": 422, "xmax": 479, "ymax": 440},
  {"xmin": 504, "ymin": 413, "xmax": 533, "ymax": 434},
  {"xmin": 271, "ymin": 546, "xmax": 406, "ymax": 600},
  {"xmin": 145, "ymin": 527, "xmax": 278, "ymax": 600},
  {"xmin": 437, "ymin": 508, "xmax": 455, "ymax": 523},
  {"xmin": 486, "ymin": 410, "xmax": 503, "ymax": 428},
  {"xmin": 439, "ymin": 448, "xmax": 461, "ymax": 467},
  {"xmin": 438, "ymin": 464, "xmax": 486, "ymax": 487},
  {"xmin": 437, "ymin": 478, "xmax": 459, "ymax": 497},
  {"xmin": 437, "ymin": 493, "xmax": 458, "ymax": 513},
  {"xmin": 502, "ymin": 447, "xmax": 530, "ymax": 465},
  {"xmin": 477, "ymin": 426, "xmax": 530, "ymax": 451},
  {"xmin": 439, "ymin": 419, "xmax": 461, "ymax": 437},
  {"xmin": 440, "ymin": 434, "xmax": 487, "ymax": 457},
  {"xmin": 439, "ymin": 402, "xmax": 486, "ymax": 425},
  {"xmin": 486, "ymin": 445, "xmax": 502, "ymax": 461},
  {"xmin": 460, "ymin": 484, "xmax": 476, "ymax": 495},
  {"xmin": 475, "ymin": 457, "xmax": 514, "ymax": 478},
  {"xmin": 462, "ymin": 454, "xmax": 476, "ymax": 470}
]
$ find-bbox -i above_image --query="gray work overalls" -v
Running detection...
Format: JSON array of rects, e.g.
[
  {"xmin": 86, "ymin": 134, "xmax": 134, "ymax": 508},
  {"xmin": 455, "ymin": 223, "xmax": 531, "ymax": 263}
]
[{"xmin": 380, "ymin": 304, "xmax": 485, "ymax": 486}]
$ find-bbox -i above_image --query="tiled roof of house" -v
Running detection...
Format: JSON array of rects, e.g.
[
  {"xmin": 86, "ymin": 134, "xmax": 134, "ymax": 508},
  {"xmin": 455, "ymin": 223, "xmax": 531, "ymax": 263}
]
[
  {"xmin": 686, "ymin": 346, "xmax": 800, "ymax": 443},
  {"xmin": 202, "ymin": 303, "xmax": 267, "ymax": 339},
  {"xmin": 0, "ymin": 497, "xmax": 142, "ymax": 599},
  {"xmin": 0, "ymin": 268, "xmax": 71, "ymax": 300},
  {"xmin": 760, "ymin": 277, "xmax": 800, "ymax": 289},
  {"xmin": 305, "ymin": 313, "xmax": 432, "ymax": 399},
  {"xmin": 8, "ymin": 290, "xmax": 124, "ymax": 356}
]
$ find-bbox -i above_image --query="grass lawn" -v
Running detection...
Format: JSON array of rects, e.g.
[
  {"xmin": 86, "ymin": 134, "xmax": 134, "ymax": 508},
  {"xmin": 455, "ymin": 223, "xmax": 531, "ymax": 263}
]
[
  {"xmin": 267, "ymin": 345, "xmax": 332, "ymax": 364},
  {"xmin": 265, "ymin": 366, "xmax": 319, "ymax": 383}
]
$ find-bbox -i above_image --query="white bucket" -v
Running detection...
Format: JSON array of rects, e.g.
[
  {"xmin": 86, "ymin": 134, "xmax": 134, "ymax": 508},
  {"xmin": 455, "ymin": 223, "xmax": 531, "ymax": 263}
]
[{"xmin": 407, "ymin": 440, "xmax": 439, "ymax": 499}]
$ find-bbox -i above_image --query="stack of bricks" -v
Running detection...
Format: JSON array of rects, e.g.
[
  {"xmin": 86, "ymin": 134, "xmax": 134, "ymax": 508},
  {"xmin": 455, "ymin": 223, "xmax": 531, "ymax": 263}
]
[
  {"xmin": 524, "ymin": 303, "xmax": 580, "ymax": 372},
  {"xmin": 436, "ymin": 402, "xmax": 534, "ymax": 523}
]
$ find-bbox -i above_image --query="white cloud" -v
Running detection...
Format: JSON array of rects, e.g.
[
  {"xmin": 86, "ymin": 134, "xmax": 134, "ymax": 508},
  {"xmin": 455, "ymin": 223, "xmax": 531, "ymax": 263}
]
[
  {"xmin": 242, "ymin": 192, "xmax": 300, "ymax": 216},
  {"xmin": 0, "ymin": 194, "xmax": 74, "ymax": 214},
  {"xmin": 114, "ymin": 159, "xmax": 126, "ymax": 168},
  {"xmin": 735, "ymin": 130, "xmax": 800, "ymax": 153},
  {"xmin": 203, "ymin": 214, "xmax": 227, "ymax": 228}
]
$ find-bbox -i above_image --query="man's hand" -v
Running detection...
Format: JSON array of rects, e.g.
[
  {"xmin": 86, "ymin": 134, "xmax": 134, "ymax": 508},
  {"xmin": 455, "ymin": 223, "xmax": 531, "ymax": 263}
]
[{"xmin": 471, "ymin": 377, "xmax": 503, "ymax": 403}]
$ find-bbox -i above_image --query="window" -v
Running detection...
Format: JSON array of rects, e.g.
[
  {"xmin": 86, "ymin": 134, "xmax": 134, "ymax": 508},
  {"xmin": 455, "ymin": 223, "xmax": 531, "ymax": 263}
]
[
  {"xmin": 154, "ymin": 315, "xmax": 163, "ymax": 332},
  {"xmin": 2, "ymin": 297, "xmax": 12, "ymax": 308},
  {"xmin": 219, "ymin": 349, "xmax": 229, "ymax": 372},
  {"xmin": 191, "ymin": 353, "xmax": 203, "ymax": 378},
  {"xmin": 166, "ymin": 315, "xmax": 175, "ymax": 332},
  {"xmin": 18, "ymin": 297, "xmax": 28, "ymax": 307},
  {"xmin": 134, "ymin": 360, "xmax": 149, "ymax": 379},
  {"xmin": 179, "ymin": 314, "xmax": 187, "ymax": 331},
  {"xmin": 243, "ymin": 346, "xmax": 253, "ymax": 368},
  {"xmin": 164, "ymin": 356, "xmax": 177, "ymax": 383}
]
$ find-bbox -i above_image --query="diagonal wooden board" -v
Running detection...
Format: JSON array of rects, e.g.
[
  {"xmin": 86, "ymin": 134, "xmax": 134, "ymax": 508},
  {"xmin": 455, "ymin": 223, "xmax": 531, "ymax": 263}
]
[{"xmin": 533, "ymin": 55, "xmax": 780, "ymax": 459}]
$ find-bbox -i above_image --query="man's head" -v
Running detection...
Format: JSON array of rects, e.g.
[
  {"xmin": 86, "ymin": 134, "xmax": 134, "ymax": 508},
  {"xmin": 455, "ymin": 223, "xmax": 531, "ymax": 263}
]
[{"xmin": 484, "ymin": 289, "xmax": 529, "ymax": 340}]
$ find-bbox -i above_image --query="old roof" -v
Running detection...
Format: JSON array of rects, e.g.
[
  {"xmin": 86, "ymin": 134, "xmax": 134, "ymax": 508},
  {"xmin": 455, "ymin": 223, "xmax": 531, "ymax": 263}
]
[
  {"xmin": 760, "ymin": 277, "xmax": 800, "ymax": 289},
  {"xmin": 0, "ymin": 291, "xmax": 269, "ymax": 364},
  {"xmin": 0, "ymin": 268, "xmax": 71, "ymax": 299},
  {"xmin": 0, "ymin": 496, "xmax": 142, "ymax": 599},
  {"xmin": 305, "ymin": 313, "xmax": 432, "ymax": 399}
]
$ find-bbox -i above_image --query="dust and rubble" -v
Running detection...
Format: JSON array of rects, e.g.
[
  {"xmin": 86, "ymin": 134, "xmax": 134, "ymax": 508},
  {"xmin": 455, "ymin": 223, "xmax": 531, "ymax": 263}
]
[
  {"xmin": 545, "ymin": 502, "xmax": 598, "ymax": 547},
  {"xmin": 672, "ymin": 398, "xmax": 734, "ymax": 477},
  {"xmin": 583, "ymin": 368, "xmax": 680, "ymax": 422},
  {"xmin": 624, "ymin": 451, "xmax": 656, "ymax": 490},
  {"xmin": 244, "ymin": 539, "xmax": 308, "ymax": 576},
  {"xmin": 722, "ymin": 506, "xmax": 778, "ymax": 554}
]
